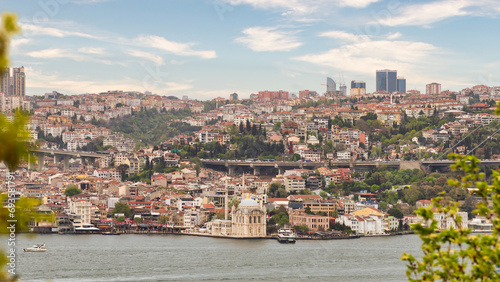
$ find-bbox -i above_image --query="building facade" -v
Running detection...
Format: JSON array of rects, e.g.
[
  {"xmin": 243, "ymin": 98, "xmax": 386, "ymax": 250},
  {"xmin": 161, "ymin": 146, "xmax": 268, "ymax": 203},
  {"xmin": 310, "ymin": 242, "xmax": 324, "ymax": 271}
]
[
  {"xmin": 426, "ymin": 82, "xmax": 441, "ymax": 95},
  {"xmin": 376, "ymin": 69, "xmax": 397, "ymax": 93},
  {"xmin": 0, "ymin": 67, "xmax": 25, "ymax": 96},
  {"xmin": 350, "ymin": 80, "xmax": 366, "ymax": 96},
  {"xmin": 397, "ymin": 77, "xmax": 406, "ymax": 93},
  {"xmin": 231, "ymin": 199, "xmax": 266, "ymax": 237}
]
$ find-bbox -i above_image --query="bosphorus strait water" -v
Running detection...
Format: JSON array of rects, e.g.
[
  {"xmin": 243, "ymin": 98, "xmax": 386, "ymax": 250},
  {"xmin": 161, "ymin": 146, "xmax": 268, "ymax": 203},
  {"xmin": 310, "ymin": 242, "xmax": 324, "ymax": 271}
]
[{"xmin": 13, "ymin": 234, "xmax": 423, "ymax": 281}]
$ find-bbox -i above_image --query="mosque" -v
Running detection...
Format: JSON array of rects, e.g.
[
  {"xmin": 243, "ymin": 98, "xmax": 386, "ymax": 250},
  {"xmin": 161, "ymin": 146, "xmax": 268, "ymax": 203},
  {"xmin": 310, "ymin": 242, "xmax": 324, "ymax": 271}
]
[
  {"xmin": 211, "ymin": 197, "xmax": 267, "ymax": 238},
  {"xmin": 210, "ymin": 175, "xmax": 267, "ymax": 238}
]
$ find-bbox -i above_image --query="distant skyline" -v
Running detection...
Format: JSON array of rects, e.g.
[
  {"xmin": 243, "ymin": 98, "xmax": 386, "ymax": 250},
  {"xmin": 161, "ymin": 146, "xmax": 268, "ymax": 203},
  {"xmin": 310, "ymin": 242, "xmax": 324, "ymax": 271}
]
[{"xmin": 4, "ymin": 0, "xmax": 500, "ymax": 100}]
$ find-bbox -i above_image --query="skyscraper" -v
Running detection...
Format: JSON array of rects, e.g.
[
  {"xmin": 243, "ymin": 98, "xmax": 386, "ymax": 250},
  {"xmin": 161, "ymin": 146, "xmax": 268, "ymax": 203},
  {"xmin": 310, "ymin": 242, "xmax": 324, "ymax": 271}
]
[
  {"xmin": 350, "ymin": 80, "xmax": 366, "ymax": 96},
  {"xmin": 426, "ymin": 82, "xmax": 441, "ymax": 95},
  {"xmin": 0, "ymin": 67, "xmax": 25, "ymax": 96},
  {"xmin": 397, "ymin": 76, "xmax": 406, "ymax": 93},
  {"xmin": 376, "ymin": 69, "xmax": 397, "ymax": 93},
  {"xmin": 326, "ymin": 77, "xmax": 336, "ymax": 96},
  {"xmin": 0, "ymin": 68, "xmax": 10, "ymax": 94}
]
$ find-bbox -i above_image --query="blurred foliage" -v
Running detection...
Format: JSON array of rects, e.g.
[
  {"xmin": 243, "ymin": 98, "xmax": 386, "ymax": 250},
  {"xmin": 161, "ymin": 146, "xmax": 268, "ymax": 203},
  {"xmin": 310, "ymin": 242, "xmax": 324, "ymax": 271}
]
[
  {"xmin": 402, "ymin": 154, "xmax": 500, "ymax": 280},
  {"xmin": 0, "ymin": 13, "xmax": 20, "ymax": 71},
  {"xmin": 0, "ymin": 110, "xmax": 31, "ymax": 171}
]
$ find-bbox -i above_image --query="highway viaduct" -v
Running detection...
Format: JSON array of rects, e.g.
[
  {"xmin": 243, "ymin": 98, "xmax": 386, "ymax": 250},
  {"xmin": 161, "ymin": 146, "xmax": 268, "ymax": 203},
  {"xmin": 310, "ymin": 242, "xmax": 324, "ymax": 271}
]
[{"xmin": 30, "ymin": 149, "xmax": 106, "ymax": 171}]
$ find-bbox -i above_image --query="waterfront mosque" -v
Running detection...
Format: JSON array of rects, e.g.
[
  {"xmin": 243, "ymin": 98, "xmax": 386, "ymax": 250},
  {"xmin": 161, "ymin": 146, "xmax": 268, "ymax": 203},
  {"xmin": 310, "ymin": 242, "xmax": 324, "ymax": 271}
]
[
  {"xmin": 231, "ymin": 198, "xmax": 266, "ymax": 237},
  {"xmin": 211, "ymin": 198, "xmax": 266, "ymax": 238}
]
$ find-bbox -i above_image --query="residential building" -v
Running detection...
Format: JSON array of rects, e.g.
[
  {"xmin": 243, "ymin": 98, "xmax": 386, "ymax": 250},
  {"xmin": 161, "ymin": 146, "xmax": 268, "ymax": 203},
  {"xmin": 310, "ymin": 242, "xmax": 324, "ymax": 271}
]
[
  {"xmin": 289, "ymin": 210, "xmax": 329, "ymax": 231},
  {"xmin": 426, "ymin": 82, "xmax": 441, "ymax": 95},
  {"xmin": 350, "ymin": 80, "xmax": 366, "ymax": 96},
  {"xmin": 284, "ymin": 174, "xmax": 306, "ymax": 192}
]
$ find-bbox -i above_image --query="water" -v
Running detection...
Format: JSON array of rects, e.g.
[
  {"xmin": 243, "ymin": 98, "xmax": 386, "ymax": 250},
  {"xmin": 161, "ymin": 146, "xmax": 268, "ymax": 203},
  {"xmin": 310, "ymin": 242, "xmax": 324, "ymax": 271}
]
[{"xmin": 11, "ymin": 234, "xmax": 423, "ymax": 281}]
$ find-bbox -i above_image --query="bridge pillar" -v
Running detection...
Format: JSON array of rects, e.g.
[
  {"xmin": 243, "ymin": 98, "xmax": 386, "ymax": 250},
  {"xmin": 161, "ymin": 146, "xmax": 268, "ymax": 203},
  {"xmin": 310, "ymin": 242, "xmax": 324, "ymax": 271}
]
[
  {"xmin": 253, "ymin": 167, "xmax": 261, "ymax": 176},
  {"xmin": 228, "ymin": 165, "xmax": 235, "ymax": 175},
  {"xmin": 63, "ymin": 155, "xmax": 70, "ymax": 171},
  {"xmin": 81, "ymin": 156, "xmax": 86, "ymax": 166},
  {"xmin": 37, "ymin": 152, "xmax": 44, "ymax": 171}
]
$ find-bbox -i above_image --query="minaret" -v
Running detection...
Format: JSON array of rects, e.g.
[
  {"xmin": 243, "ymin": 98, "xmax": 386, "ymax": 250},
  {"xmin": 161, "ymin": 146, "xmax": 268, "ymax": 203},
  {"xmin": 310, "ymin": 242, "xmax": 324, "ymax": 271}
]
[
  {"xmin": 242, "ymin": 172, "xmax": 245, "ymax": 193},
  {"xmin": 224, "ymin": 174, "xmax": 228, "ymax": 221}
]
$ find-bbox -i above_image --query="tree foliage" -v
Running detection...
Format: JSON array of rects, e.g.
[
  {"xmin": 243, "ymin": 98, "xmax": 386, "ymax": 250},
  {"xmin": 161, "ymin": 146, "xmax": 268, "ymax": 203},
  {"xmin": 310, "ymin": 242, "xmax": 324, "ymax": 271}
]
[
  {"xmin": 0, "ymin": 111, "xmax": 31, "ymax": 170},
  {"xmin": 112, "ymin": 202, "xmax": 132, "ymax": 218},
  {"xmin": 64, "ymin": 186, "xmax": 82, "ymax": 197},
  {"xmin": 402, "ymin": 154, "xmax": 500, "ymax": 281}
]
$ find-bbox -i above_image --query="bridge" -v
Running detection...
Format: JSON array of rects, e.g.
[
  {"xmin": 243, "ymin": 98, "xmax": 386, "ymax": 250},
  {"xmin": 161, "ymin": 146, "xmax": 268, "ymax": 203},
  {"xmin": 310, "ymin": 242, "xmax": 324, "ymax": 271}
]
[
  {"xmin": 421, "ymin": 159, "xmax": 500, "ymax": 172},
  {"xmin": 30, "ymin": 149, "xmax": 108, "ymax": 171},
  {"xmin": 202, "ymin": 159, "xmax": 500, "ymax": 175},
  {"xmin": 201, "ymin": 159, "xmax": 406, "ymax": 175}
]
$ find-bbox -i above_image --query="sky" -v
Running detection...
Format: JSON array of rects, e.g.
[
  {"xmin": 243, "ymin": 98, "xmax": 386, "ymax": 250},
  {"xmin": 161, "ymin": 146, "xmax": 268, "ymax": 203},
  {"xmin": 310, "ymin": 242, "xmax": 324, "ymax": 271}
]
[{"xmin": 3, "ymin": 0, "xmax": 500, "ymax": 100}]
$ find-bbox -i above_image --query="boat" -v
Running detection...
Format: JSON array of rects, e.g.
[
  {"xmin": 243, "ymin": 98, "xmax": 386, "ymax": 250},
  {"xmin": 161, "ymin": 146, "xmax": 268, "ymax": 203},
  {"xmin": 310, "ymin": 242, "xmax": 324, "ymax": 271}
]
[
  {"xmin": 102, "ymin": 230, "xmax": 121, "ymax": 235},
  {"xmin": 469, "ymin": 216, "xmax": 494, "ymax": 233},
  {"xmin": 277, "ymin": 228, "xmax": 296, "ymax": 243},
  {"xmin": 24, "ymin": 243, "xmax": 47, "ymax": 252}
]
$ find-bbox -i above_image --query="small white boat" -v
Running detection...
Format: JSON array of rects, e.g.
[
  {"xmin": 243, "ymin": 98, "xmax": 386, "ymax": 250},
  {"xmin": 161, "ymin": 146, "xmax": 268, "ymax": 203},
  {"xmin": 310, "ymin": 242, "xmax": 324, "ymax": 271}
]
[
  {"xmin": 277, "ymin": 228, "xmax": 296, "ymax": 243},
  {"xmin": 24, "ymin": 243, "xmax": 47, "ymax": 252}
]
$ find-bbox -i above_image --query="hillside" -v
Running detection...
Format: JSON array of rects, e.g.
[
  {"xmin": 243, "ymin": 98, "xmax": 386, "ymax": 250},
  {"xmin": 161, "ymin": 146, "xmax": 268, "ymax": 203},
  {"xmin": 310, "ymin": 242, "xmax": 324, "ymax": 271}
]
[{"xmin": 104, "ymin": 108, "xmax": 200, "ymax": 146}]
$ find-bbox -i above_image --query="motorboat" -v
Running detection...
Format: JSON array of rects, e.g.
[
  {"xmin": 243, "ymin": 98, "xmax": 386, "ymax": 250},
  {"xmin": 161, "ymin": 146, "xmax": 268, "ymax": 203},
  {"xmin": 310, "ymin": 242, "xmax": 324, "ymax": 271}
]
[
  {"xmin": 102, "ymin": 230, "xmax": 121, "ymax": 235},
  {"xmin": 24, "ymin": 243, "xmax": 47, "ymax": 252},
  {"xmin": 277, "ymin": 228, "xmax": 296, "ymax": 243}
]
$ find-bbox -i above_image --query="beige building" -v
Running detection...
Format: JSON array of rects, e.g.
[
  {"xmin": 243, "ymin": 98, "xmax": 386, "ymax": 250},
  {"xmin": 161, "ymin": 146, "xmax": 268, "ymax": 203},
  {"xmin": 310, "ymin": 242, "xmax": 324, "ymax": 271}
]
[{"xmin": 231, "ymin": 199, "xmax": 266, "ymax": 237}]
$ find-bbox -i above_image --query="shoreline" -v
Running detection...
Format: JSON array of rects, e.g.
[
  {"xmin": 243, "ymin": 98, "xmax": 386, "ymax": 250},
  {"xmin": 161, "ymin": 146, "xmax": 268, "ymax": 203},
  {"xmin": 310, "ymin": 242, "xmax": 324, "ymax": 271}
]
[{"xmin": 25, "ymin": 230, "xmax": 415, "ymax": 240}]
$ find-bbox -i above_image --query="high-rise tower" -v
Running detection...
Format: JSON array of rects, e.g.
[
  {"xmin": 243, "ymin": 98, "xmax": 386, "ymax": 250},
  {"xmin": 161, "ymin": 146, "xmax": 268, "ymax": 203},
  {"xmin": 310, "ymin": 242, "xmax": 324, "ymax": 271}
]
[
  {"xmin": 397, "ymin": 76, "xmax": 406, "ymax": 93},
  {"xmin": 376, "ymin": 69, "xmax": 397, "ymax": 93},
  {"xmin": 0, "ymin": 67, "xmax": 25, "ymax": 96}
]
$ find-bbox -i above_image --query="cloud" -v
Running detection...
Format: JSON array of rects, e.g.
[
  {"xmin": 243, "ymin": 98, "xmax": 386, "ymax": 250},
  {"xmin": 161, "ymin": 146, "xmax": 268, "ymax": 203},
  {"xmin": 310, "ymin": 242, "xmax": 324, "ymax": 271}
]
[
  {"xmin": 27, "ymin": 48, "xmax": 85, "ymax": 60},
  {"xmin": 319, "ymin": 30, "xmax": 370, "ymax": 43},
  {"xmin": 386, "ymin": 32, "xmax": 402, "ymax": 40},
  {"xmin": 135, "ymin": 35, "xmax": 216, "ymax": 59},
  {"xmin": 224, "ymin": 0, "xmax": 380, "ymax": 14},
  {"xmin": 294, "ymin": 31, "xmax": 438, "ymax": 83},
  {"xmin": 11, "ymin": 38, "xmax": 31, "ymax": 49},
  {"xmin": 25, "ymin": 67, "xmax": 192, "ymax": 95},
  {"xmin": 27, "ymin": 48, "xmax": 124, "ymax": 66},
  {"xmin": 126, "ymin": 50, "xmax": 164, "ymax": 66},
  {"xmin": 235, "ymin": 26, "xmax": 302, "ymax": 52},
  {"xmin": 20, "ymin": 23, "xmax": 96, "ymax": 38},
  {"xmin": 78, "ymin": 47, "xmax": 105, "ymax": 55},
  {"xmin": 377, "ymin": 0, "xmax": 500, "ymax": 27}
]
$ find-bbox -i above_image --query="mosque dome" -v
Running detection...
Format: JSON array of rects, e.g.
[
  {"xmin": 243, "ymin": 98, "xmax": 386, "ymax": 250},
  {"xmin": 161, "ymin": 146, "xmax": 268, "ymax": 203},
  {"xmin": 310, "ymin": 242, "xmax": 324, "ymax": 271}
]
[{"xmin": 239, "ymin": 198, "xmax": 259, "ymax": 207}]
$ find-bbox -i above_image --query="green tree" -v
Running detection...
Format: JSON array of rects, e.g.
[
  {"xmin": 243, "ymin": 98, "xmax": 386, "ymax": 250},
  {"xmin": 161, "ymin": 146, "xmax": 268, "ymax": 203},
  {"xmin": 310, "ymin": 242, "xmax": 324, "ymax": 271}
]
[
  {"xmin": 64, "ymin": 186, "xmax": 82, "ymax": 197},
  {"xmin": 112, "ymin": 202, "xmax": 132, "ymax": 218},
  {"xmin": 402, "ymin": 154, "xmax": 500, "ymax": 280},
  {"xmin": 305, "ymin": 206, "xmax": 313, "ymax": 215},
  {"xmin": 387, "ymin": 208, "xmax": 404, "ymax": 219}
]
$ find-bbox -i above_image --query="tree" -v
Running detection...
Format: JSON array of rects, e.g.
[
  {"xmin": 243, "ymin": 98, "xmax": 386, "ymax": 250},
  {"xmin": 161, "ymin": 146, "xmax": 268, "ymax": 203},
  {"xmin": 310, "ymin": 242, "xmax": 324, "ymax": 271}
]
[
  {"xmin": 402, "ymin": 154, "xmax": 500, "ymax": 280},
  {"xmin": 112, "ymin": 202, "xmax": 132, "ymax": 218},
  {"xmin": 387, "ymin": 208, "xmax": 404, "ymax": 219},
  {"xmin": 64, "ymin": 186, "xmax": 82, "ymax": 197},
  {"xmin": 117, "ymin": 164, "xmax": 129, "ymax": 181},
  {"xmin": 0, "ymin": 15, "xmax": 51, "ymax": 281},
  {"xmin": 305, "ymin": 206, "xmax": 313, "ymax": 215}
]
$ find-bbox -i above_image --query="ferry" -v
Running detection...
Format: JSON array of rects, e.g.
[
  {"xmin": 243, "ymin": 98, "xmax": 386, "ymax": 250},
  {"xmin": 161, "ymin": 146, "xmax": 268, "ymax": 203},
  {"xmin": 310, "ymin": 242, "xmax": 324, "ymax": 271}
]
[
  {"xmin": 277, "ymin": 228, "xmax": 296, "ymax": 243},
  {"xmin": 469, "ymin": 216, "xmax": 494, "ymax": 233},
  {"xmin": 24, "ymin": 243, "xmax": 47, "ymax": 252}
]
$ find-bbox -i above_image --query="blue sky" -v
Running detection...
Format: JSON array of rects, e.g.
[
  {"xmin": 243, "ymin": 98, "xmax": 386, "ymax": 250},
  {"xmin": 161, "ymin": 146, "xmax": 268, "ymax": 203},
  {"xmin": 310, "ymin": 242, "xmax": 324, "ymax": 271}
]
[{"xmin": 4, "ymin": 0, "xmax": 500, "ymax": 99}]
